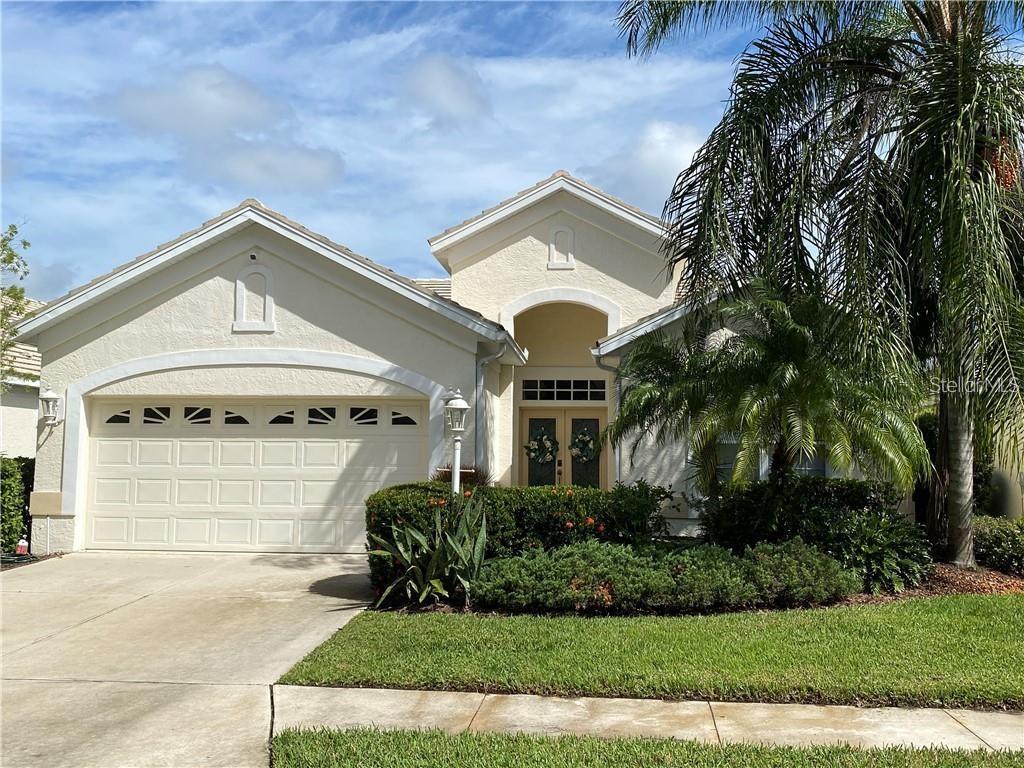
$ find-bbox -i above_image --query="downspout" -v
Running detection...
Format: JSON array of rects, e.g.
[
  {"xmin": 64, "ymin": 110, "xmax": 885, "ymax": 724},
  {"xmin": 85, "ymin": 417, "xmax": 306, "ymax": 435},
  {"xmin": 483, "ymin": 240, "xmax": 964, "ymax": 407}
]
[
  {"xmin": 594, "ymin": 352, "xmax": 622, "ymax": 483},
  {"xmin": 475, "ymin": 343, "xmax": 507, "ymax": 471}
]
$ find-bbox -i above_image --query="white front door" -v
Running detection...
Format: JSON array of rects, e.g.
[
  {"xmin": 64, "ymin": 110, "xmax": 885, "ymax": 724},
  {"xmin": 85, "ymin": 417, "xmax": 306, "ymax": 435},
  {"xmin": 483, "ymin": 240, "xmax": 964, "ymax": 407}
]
[{"xmin": 85, "ymin": 398, "xmax": 427, "ymax": 552}]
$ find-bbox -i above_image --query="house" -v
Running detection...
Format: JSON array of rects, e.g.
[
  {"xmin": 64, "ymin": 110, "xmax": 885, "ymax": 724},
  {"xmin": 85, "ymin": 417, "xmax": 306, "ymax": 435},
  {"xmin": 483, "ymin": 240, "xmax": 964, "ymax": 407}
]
[
  {"xmin": 1, "ymin": 298, "xmax": 43, "ymax": 458},
  {"xmin": 15, "ymin": 171, "xmax": 706, "ymax": 555}
]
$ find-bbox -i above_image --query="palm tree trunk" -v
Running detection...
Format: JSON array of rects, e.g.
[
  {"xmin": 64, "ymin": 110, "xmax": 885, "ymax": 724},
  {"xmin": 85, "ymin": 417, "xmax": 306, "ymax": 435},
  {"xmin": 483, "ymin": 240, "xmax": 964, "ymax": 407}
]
[
  {"xmin": 946, "ymin": 393, "xmax": 976, "ymax": 567},
  {"xmin": 768, "ymin": 441, "xmax": 793, "ymax": 484},
  {"xmin": 927, "ymin": 391, "xmax": 949, "ymax": 547}
]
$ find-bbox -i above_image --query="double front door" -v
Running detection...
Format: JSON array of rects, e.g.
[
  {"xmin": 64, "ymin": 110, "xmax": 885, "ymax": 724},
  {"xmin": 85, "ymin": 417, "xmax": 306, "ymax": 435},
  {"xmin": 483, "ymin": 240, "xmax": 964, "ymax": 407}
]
[{"xmin": 520, "ymin": 409, "xmax": 606, "ymax": 489}]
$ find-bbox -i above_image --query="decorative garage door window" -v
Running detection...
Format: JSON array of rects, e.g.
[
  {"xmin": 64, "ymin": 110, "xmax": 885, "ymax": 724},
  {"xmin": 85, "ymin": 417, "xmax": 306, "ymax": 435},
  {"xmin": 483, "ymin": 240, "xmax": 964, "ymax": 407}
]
[
  {"xmin": 391, "ymin": 410, "xmax": 417, "ymax": 426},
  {"xmin": 307, "ymin": 407, "xmax": 337, "ymax": 425},
  {"xmin": 349, "ymin": 407, "xmax": 378, "ymax": 426},
  {"xmin": 105, "ymin": 408, "xmax": 131, "ymax": 424},
  {"xmin": 142, "ymin": 406, "xmax": 171, "ymax": 425},
  {"xmin": 184, "ymin": 406, "xmax": 212, "ymax": 425},
  {"xmin": 522, "ymin": 379, "xmax": 606, "ymax": 401},
  {"xmin": 268, "ymin": 409, "xmax": 295, "ymax": 425},
  {"xmin": 223, "ymin": 409, "xmax": 250, "ymax": 425}
]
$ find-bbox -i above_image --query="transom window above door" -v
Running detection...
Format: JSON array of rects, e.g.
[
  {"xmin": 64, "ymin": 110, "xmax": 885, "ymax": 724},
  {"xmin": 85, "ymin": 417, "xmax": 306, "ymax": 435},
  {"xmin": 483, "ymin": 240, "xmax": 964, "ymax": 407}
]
[{"xmin": 522, "ymin": 379, "xmax": 606, "ymax": 401}]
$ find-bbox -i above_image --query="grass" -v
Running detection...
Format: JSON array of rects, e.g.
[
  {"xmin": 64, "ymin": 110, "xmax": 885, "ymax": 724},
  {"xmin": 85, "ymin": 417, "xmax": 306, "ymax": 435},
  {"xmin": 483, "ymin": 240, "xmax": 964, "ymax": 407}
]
[
  {"xmin": 279, "ymin": 594, "xmax": 1024, "ymax": 709},
  {"xmin": 272, "ymin": 729, "xmax": 1024, "ymax": 768}
]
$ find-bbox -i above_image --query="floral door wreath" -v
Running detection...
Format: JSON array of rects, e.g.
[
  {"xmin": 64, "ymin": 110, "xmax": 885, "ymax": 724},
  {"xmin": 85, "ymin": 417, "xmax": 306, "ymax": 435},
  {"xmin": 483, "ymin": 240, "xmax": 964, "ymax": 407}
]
[
  {"xmin": 524, "ymin": 427, "xmax": 559, "ymax": 464},
  {"xmin": 568, "ymin": 428, "xmax": 601, "ymax": 464}
]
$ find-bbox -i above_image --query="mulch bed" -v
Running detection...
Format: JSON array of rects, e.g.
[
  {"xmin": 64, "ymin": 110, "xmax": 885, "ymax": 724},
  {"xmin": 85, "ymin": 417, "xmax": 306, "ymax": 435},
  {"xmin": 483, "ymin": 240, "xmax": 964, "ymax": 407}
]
[
  {"xmin": 845, "ymin": 563, "xmax": 1024, "ymax": 605},
  {"xmin": 0, "ymin": 552, "xmax": 64, "ymax": 571}
]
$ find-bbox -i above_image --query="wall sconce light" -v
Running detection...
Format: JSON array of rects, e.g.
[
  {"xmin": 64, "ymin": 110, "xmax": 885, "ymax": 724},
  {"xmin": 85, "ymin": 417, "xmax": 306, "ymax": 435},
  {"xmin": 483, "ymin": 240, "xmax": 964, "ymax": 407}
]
[{"xmin": 39, "ymin": 385, "xmax": 64, "ymax": 426}]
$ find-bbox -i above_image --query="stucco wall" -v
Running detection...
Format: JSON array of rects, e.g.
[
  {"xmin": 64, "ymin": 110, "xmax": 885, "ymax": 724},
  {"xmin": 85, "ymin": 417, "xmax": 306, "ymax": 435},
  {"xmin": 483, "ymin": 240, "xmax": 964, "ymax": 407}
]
[
  {"xmin": 445, "ymin": 191, "xmax": 675, "ymax": 331},
  {"xmin": 0, "ymin": 385, "xmax": 38, "ymax": 458},
  {"xmin": 29, "ymin": 226, "xmax": 482, "ymax": 531}
]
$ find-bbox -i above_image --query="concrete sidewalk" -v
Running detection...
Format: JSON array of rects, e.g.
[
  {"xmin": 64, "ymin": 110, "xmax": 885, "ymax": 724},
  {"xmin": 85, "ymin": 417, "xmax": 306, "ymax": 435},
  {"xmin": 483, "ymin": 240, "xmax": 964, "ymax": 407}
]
[{"xmin": 273, "ymin": 686, "xmax": 1024, "ymax": 751}]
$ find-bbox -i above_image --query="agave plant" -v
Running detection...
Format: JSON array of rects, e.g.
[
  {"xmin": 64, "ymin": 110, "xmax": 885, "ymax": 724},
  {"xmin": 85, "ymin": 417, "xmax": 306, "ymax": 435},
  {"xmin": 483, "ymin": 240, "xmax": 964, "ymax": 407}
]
[{"xmin": 369, "ymin": 494, "xmax": 487, "ymax": 607}]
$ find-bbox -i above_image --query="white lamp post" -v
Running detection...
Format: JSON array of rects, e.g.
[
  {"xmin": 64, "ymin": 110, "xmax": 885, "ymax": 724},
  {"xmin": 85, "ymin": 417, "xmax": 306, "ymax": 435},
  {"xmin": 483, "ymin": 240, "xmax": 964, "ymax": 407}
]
[
  {"xmin": 39, "ymin": 385, "xmax": 63, "ymax": 426},
  {"xmin": 443, "ymin": 388, "xmax": 470, "ymax": 496}
]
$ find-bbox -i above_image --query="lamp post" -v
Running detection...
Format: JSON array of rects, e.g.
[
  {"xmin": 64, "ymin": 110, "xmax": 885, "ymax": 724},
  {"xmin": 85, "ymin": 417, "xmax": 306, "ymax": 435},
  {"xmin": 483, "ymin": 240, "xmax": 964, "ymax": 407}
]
[{"xmin": 443, "ymin": 388, "xmax": 470, "ymax": 496}]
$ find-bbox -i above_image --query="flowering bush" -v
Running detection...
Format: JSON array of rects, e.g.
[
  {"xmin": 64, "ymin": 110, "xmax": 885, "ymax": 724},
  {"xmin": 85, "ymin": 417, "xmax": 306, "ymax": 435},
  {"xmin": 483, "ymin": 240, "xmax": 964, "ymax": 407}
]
[{"xmin": 365, "ymin": 481, "xmax": 670, "ymax": 593}]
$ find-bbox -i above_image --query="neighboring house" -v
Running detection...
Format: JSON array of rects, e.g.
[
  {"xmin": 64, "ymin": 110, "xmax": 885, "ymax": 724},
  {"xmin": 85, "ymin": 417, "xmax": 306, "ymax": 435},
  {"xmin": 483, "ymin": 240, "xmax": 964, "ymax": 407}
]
[
  {"xmin": 12, "ymin": 172, "xmax": 726, "ymax": 555},
  {"xmin": 1, "ymin": 298, "xmax": 43, "ymax": 458}
]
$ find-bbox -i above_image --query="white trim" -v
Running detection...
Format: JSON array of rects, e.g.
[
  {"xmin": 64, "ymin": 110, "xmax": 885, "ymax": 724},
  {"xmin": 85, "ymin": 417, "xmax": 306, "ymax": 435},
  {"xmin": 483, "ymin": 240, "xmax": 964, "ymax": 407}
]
[
  {"xmin": 2, "ymin": 376, "xmax": 40, "ymax": 389},
  {"xmin": 592, "ymin": 303, "xmax": 690, "ymax": 356},
  {"xmin": 499, "ymin": 288, "xmax": 621, "ymax": 338},
  {"xmin": 14, "ymin": 204, "xmax": 526, "ymax": 364},
  {"xmin": 232, "ymin": 264, "xmax": 276, "ymax": 333},
  {"xmin": 547, "ymin": 225, "xmax": 575, "ymax": 271},
  {"xmin": 429, "ymin": 175, "xmax": 664, "ymax": 254},
  {"xmin": 58, "ymin": 348, "xmax": 450, "ymax": 549}
]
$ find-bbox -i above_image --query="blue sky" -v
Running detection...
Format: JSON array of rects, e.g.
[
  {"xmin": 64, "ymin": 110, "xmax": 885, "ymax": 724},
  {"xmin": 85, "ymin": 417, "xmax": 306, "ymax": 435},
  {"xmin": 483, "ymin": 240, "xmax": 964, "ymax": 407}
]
[{"xmin": 2, "ymin": 1, "xmax": 748, "ymax": 300}]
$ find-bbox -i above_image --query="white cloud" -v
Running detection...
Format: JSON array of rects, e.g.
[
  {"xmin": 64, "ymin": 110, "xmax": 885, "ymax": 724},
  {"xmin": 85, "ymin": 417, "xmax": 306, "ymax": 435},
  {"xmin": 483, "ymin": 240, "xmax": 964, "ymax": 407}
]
[
  {"xmin": 405, "ymin": 54, "xmax": 492, "ymax": 127},
  {"xmin": 114, "ymin": 67, "xmax": 345, "ymax": 190},
  {"xmin": 582, "ymin": 121, "xmax": 706, "ymax": 214},
  {"xmin": 1, "ymin": 2, "xmax": 736, "ymax": 298},
  {"xmin": 117, "ymin": 67, "xmax": 281, "ymax": 141}
]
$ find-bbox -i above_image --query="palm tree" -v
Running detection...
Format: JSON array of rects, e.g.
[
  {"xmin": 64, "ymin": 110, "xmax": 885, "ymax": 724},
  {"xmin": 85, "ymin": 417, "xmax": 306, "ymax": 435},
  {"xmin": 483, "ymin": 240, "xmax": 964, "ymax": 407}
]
[
  {"xmin": 607, "ymin": 283, "xmax": 930, "ymax": 494},
  {"xmin": 617, "ymin": 0, "xmax": 1024, "ymax": 566}
]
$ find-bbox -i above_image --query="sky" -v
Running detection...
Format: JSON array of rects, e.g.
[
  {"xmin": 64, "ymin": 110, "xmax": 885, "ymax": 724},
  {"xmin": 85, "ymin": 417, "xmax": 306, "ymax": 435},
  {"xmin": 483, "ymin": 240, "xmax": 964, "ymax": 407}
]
[{"xmin": 1, "ymin": 1, "xmax": 749, "ymax": 301}]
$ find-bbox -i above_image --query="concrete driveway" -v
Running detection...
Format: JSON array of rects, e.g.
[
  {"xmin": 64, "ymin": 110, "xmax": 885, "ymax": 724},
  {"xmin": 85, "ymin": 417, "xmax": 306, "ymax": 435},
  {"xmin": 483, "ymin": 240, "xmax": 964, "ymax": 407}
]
[{"xmin": 1, "ymin": 552, "xmax": 371, "ymax": 768}]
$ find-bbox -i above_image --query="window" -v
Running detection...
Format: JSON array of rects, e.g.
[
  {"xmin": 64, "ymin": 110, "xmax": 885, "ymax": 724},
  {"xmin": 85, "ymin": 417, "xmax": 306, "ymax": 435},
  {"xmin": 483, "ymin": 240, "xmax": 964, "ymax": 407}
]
[
  {"xmin": 349, "ymin": 407, "xmax": 378, "ymax": 425},
  {"xmin": 233, "ymin": 264, "xmax": 275, "ymax": 333},
  {"xmin": 522, "ymin": 379, "xmax": 605, "ymax": 402},
  {"xmin": 795, "ymin": 449, "xmax": 828, "ymax": 477},
  {"xmin": 142, "ymin": 406, "xmax": 171, "ymax": 425},
  {"xmin": 183, "ymin": 406, "xmax": 212, "ymax": 425},
  {"xmin": 307, "ymin": 406, "xmax": 336, "ymax": 425},
  {"xmin": 224, "ymin": 409, "xmax": 250, "ymax": 425},
  {"xmin": 268, "ymin": 409, "xmax": 295, "ymax": 425},
  {"xmin": 105, "ymin": 409, "xmax": 131, "ymax": 425},
  {"xmin": 391, "ymin": 410, "xmax": 418, "ymax": 426}
]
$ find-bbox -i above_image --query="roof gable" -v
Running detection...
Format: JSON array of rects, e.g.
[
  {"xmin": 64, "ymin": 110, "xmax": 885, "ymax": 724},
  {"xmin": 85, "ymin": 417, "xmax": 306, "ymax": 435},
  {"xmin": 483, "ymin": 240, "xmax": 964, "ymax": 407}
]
[
  {"xmin": 15, "ymin": 200, "xmax": 524, "ymax": 361},
  {"xmin": 428, "ymin": 171, "xmax": 666, "ymax": 269}
]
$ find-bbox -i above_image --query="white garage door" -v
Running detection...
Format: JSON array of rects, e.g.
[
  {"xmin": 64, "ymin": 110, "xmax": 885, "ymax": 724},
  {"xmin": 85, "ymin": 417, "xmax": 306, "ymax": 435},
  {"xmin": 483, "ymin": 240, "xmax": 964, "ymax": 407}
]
[{"xmin": 86, "ymin": 399, "xmax": 427, "ymax": 552}]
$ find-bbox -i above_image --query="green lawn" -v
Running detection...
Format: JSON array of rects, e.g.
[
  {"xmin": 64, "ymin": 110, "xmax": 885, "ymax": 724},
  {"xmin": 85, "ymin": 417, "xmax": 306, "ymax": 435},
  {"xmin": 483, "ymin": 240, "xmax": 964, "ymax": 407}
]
[
  {"xmin": 280, "ymin": 595, "xmax": 1024, "ymax": 709},
  {"xmin": 272, "ymin": 729, "xmax": 1023, "ymax": 768}
]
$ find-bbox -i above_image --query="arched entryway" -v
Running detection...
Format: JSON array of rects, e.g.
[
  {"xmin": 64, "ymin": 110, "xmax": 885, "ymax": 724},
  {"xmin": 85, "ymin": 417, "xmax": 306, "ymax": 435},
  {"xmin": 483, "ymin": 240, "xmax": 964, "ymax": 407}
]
[{"xmin": 512, "ymin": 302, "xmax": 613, "ymax": 489}]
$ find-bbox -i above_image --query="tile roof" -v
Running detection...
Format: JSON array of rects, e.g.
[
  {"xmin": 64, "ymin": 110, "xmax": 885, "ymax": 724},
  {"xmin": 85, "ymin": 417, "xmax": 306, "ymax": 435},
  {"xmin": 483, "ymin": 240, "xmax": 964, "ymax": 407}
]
[
  {"xmin": 18, "ymin": 200, "xmax": 518, "ymax": 350},
  {"xmin": 4, "ymin": 298, "xmax": 43, "ymax": 383},
  {"xmin": 412, "ymin": 278, "xmax": 452, "ymax": 299},
  {"xmin": 428, "ymin": 170, "xmax": 663, "ymax": 246}
]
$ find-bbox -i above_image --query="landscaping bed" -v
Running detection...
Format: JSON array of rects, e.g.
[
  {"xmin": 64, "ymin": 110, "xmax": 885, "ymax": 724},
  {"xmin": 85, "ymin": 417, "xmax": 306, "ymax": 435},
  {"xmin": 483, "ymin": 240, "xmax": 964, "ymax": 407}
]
[
  {"xmin": 846, "ymin": 564, "xmax": 1024, "ymax": 605},
  {"xmin": 280, "ymin": 594, "xmax": 1024, "ymax": 709},
  {"xmin": 272, "ymin": 729, "xmax": 1023, "ymax": 768}
]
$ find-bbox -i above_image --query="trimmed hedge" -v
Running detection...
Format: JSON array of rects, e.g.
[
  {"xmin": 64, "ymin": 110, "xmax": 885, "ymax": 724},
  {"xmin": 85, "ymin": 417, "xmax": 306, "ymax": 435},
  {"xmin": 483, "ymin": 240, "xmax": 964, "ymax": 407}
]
[
  {"xmin": 365, "ymin": 481, "xmax": 669, "ymax": 592},
  {"xmin": 698, "ymin": 476, "xmax": 931, "ymax": 593},
  {"xmin": 974, "ymin": 516, "xmax": 1024, "ymax": 575},
  {"xmin": 471, "ymin": 538, "xmax": 860, "ymax": 615},
  {"xmin": 1, "ymin": 457, "xmax": 33, "ymax": 553}
]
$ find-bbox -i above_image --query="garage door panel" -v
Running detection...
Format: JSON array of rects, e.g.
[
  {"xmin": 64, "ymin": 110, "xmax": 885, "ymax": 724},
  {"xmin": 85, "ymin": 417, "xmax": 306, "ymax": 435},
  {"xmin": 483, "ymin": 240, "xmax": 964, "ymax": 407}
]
[
  {"xmin": 174, "ymin": 518, "xmax": 211, "ymax": 545},
  {"xmin": 135, "ymin": 517, "xmax": 171, "ymax": 545},
  {"xmin": 87, "ymin": 398, "xmax": 427, "ymax": 552},
  {"xmin": 178, "ymin": 440, "xmax": 215, "ymax": 467},
  {"xmin": 138, "ymin": 441, "xmax": 174, "ymax": 466}
]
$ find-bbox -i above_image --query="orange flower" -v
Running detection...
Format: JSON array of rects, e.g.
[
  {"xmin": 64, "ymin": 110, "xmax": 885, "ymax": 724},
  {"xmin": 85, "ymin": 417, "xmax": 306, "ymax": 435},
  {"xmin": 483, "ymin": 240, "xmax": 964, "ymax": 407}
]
[
  {"xmin": 464, "ymin": 490, "xmax": 472, "ymax": 498},
  {"xmin": 565, "ymin": 521, "xmax": 574, "ymax": 529},
  {"xmin": 585, "ymin": 517, "xmax": 595, "ymax": 526}
]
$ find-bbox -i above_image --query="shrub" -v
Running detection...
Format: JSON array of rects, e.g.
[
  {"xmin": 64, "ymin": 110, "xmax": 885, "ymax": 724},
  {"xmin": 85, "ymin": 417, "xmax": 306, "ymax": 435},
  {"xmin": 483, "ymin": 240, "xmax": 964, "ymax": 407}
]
[
  {"xmin": 974, "ymin": 516, "xmax": 1024, "ymax": 575},
  {"xmin": 369, "ymin": 494, "xmax": 487, "ymax": 607},
  {"xmin": 699, "ymin": 476, "xmax": 931, "ymax": 593},
  {"xmin": 429, "ymin": 465, "xmax": 493, "ymax": 487},
  {"xmin": 366, "ymin": 481, "xmax": 669, "ymax": 591},
  {"xmin": 1, "ymin": 457, "xmax": 32, "ymax": 553},
  {"xmin": 472, "ymin": 539, "xmax": 859, "ymax": 615},
  {"xmin": 742, "ymin": 538, "xmax": 863, "ymax": 606}
]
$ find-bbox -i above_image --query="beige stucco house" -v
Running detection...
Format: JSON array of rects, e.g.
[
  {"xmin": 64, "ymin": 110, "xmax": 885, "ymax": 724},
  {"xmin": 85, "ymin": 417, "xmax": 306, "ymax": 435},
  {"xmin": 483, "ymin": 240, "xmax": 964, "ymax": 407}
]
[{"xmin": 15, "ymin": 172, "xmax": 704, "ymax": 555}]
